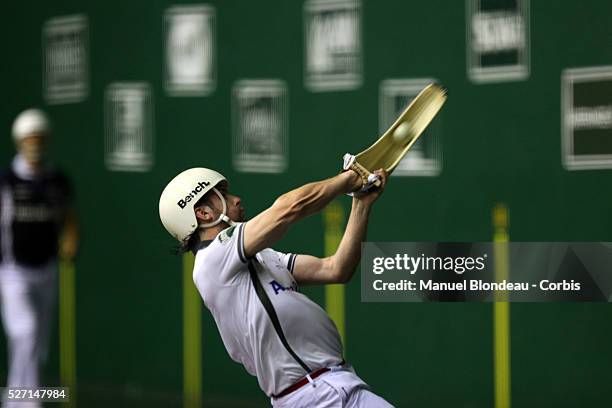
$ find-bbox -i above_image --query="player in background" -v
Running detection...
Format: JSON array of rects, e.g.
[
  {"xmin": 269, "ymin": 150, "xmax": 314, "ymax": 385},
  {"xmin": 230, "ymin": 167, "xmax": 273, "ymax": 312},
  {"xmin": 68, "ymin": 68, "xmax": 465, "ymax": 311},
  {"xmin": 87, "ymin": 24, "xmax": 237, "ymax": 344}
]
[
  {"xmin": 0, "ymin": 109, "xmax": 79, "ymax": 407},
  {"xmin": 159, "ymin": 163, "xmax": 394, "ymax": 407}
]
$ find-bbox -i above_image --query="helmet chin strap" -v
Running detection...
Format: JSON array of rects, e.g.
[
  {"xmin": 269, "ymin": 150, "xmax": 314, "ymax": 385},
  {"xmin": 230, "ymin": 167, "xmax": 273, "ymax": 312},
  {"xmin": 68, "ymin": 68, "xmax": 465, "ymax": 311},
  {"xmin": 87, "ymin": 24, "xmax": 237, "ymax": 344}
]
[{"xmin": 198, "ymin": 188, "xmax": 236, "ymax": 229}]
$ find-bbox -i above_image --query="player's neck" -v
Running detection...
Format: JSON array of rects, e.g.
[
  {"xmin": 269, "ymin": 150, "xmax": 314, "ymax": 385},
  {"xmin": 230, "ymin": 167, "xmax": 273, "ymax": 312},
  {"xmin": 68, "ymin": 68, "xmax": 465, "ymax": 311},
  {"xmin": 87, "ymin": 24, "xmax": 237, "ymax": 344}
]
[
  {"xmin": 200, "ymin": 225, "xmax": 224, "ymax": 241},
  {"xmin": 14, "ymin": 154, "xmax": 45, "ymax": 179}
]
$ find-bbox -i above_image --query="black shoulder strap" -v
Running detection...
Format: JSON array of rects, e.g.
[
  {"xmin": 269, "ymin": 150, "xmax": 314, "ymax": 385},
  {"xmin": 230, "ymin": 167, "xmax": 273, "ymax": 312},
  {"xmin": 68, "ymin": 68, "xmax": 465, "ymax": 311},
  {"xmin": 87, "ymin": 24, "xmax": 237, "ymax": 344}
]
[{"xmin": 247, "ymin": 260, "xmax": 311, "ymax": 374}]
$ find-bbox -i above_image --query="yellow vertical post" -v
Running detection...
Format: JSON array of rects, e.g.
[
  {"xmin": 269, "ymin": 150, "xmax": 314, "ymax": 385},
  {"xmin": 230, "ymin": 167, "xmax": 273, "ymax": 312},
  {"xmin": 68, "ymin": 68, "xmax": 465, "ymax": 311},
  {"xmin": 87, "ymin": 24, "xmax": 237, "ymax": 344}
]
[
  {"xmin": 493, "ymin": 203, "xmax": 511, "ymax": 408},
  {"xmin": 323, "ymin": 201, "xmax": 346, "ymax": 348},
  {"xmin": 183, "ymin": 253, "xmax": 202, "ymax": 408},
  {"xmin": 59, "ymin": 259, "xmax": 77, "ymax": 407}
]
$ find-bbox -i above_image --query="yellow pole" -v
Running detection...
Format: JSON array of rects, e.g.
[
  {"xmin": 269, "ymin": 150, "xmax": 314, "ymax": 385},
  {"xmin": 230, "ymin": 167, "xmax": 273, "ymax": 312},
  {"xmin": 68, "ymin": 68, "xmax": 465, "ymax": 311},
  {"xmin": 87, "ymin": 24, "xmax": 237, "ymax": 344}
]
[
  {"xmin": 323, "ymin": 201, "xmax": 346, "ymax": 349},
  {"xmin": 183, "ymin": 253, "xmax": 202, "ymax": 408},
  {"xmin": 59, "ymin": 258, "xmax": 76, "ymax": 407},
  {"xmin": 493, "ymin": 203, "xmax": 510, "ymax": 408}
]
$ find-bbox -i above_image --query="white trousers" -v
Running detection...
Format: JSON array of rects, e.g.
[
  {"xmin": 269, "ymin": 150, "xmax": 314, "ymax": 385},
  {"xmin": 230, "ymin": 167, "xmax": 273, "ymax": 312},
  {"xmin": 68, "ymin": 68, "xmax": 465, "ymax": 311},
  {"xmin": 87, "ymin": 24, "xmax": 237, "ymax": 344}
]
[
  {"xmin": 0, "ymin": 271, "xmax": 56, "ymax": 408},
  {"xmin": 271, "ymin": 366, "xmax": 394, "ymax": 408}
]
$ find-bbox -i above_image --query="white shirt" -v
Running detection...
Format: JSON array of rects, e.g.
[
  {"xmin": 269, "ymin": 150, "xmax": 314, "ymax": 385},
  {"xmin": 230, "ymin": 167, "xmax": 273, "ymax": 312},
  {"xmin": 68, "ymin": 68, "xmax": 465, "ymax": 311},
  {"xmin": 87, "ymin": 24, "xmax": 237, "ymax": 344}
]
[{"xmin": 192, "ymin": 222, "xmax": 344, "ymax": 396}]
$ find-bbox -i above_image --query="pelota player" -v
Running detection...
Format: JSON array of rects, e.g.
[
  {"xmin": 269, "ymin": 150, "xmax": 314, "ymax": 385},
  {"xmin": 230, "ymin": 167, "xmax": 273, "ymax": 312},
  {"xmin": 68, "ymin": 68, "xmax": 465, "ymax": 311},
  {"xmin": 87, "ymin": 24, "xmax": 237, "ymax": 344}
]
[
  {"xmin": 0, "ymin": 109, "xmax": 78, "ymax": 406},
  {"xmin": 159, "ymin": 163, "xmax": 394, "ymax": 407}
]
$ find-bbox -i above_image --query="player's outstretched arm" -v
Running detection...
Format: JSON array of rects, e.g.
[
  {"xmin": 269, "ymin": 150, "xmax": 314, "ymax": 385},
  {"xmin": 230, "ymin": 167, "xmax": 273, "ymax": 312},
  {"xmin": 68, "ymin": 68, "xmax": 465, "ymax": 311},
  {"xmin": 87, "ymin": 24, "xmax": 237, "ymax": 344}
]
[
  {"xmin": 292, "ymin": 169, "xmax": 387, "ymax": 284},
  {"xmin": 242, "ymin": 171, "xmax": 362, "ymax": 258}
]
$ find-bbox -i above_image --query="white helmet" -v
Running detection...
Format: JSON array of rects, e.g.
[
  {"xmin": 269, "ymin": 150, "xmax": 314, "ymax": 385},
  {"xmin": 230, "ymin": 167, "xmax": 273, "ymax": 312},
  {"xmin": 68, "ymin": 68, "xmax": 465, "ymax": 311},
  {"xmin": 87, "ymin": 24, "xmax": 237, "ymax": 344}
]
[
  {"xmin": 159, "ymin": 168, "xmax": 235, "ymax": 242},
  {"xmin": 12, "ymin": 109, "xmax": 51, "ymax": 141}
]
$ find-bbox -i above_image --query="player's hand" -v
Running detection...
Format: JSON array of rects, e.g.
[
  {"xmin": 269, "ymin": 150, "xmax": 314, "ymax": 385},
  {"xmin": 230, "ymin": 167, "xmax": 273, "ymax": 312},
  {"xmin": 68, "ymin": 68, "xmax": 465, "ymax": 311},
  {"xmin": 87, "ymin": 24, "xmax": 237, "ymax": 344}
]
[
  {"xmin": 59, "ymin": 236, "xmax": 78, "ymax": 260},
  {"xmin": 354, "ymin": 168, "xmax": 387, "ymax": 206},
  {"xmin": 345, "ymin": 169, "xmax": 364, "ymax": 193}
]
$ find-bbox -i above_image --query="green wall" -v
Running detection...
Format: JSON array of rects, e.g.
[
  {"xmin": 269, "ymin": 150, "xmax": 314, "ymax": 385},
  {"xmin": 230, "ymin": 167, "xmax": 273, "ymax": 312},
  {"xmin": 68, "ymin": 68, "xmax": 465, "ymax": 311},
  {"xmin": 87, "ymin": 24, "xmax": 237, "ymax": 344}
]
[{"xmin": 1, "ymin": 1, "xmax": 611, "ymax": 406}]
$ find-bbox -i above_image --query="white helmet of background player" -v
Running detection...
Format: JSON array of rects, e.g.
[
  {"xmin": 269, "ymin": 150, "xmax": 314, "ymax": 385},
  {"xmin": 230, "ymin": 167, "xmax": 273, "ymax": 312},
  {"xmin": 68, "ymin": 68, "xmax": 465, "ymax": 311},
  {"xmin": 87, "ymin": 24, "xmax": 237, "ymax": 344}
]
[
  {"xmin": 12, "ymin": 108, "xmax": 51, "ymax": 141},
  {"xmin": 159, "ymin": 168, "xmax": 235, "ymax": 242}
]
